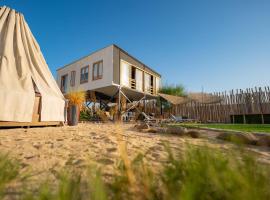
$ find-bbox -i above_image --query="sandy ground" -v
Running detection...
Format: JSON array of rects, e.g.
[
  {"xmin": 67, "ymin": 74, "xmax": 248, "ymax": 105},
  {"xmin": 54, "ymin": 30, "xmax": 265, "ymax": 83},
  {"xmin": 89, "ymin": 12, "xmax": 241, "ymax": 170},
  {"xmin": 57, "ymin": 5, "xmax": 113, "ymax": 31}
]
[{"xmin": 0, "ymin": 123, "xmax": 270, "ymax": 184}]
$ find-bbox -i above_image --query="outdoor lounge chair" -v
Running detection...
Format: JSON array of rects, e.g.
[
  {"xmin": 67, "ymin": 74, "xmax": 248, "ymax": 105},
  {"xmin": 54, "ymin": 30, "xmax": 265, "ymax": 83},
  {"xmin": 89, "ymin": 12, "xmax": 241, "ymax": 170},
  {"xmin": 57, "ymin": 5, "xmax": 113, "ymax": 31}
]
[
  {"xmin": 170, "ymin": 114, "xmax": 198, "ymax": 123},
  {"xmin": 171, "ymin": 114, "xmax": 183, "ymax": 123},
  {"xmin": 142, "ymin": 112, "xmax": 158, "ymax": 124}
]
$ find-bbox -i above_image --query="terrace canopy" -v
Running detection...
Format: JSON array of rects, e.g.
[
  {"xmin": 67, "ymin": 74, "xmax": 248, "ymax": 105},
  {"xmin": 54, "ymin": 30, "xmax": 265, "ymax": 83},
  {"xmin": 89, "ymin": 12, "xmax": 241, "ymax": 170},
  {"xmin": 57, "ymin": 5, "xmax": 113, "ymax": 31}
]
[
  {"xmin": 0, "ymin": 6, "xmax": 65, "ymax": 122},
  {"xmin": 159, "ymin": 92, "xmax": 222, "ymax": 105},
  {"xmin": 158, "ymin": 93, "xmax": 190, "ymax": 105}
]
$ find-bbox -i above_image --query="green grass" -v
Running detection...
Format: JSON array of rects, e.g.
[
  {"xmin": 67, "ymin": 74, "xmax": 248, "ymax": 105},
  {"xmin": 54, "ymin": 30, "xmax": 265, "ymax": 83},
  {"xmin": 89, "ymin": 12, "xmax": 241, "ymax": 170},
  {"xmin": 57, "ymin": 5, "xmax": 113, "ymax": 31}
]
[
  {"xmin": 176, "ymin": 123, "xmax": 270, "ymax": 133},
  {"xmin": 1, "ymin": 143, "xmax": 270, "ymax": 200},
  {"xmin": 0, "ymin": 153, "xmax": 20, "ymax": 198}
]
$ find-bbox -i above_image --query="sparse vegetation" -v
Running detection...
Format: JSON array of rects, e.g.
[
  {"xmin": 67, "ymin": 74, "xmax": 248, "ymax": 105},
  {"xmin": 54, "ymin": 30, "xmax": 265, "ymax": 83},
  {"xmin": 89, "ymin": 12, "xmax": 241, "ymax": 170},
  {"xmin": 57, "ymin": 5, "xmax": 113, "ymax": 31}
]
[
  {"xmin": 80, "ymin": 109, "xmax": 101, "ymax": 121},
  {"xmin": 0, "ymin": 153, "xmax": 20, "ymax": 198},
  {"xmin": 177, "ymin": 123, "xmax": 270, "ymax": 133},
  {"xmin": 1, "ymin": 143, "xmax": 270, "ymax": 200}
]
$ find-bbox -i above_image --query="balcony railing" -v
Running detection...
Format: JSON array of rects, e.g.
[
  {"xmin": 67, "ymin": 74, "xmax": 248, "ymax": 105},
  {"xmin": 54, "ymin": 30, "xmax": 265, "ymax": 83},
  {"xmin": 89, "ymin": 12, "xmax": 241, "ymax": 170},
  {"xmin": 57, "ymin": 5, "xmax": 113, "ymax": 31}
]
[
  {"xmin": 145, "ymin": 86, "xmax": 154, "ymax": 95},
  {"xmin": 130, "ymin": 79, "xmax": 136, "ymax": 90},
  {"xmin": 149, "ymin": 86, "xmax": 154, "ymax": 95},
  {"xmin": 129, "ymin": 78, "xmax": 156, "ymax": 95}
]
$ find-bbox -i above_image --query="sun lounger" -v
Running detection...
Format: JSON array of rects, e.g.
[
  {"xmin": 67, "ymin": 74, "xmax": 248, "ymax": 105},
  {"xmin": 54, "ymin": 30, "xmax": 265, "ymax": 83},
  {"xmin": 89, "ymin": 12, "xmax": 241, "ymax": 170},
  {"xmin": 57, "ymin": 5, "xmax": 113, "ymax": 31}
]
[
  {"xmin": 142, "ymin": 112, "xmax": 158, "ymax": 124},
  {"xmin": 171, "ymin": 114, "xmax": 183, "ymax": 122}
]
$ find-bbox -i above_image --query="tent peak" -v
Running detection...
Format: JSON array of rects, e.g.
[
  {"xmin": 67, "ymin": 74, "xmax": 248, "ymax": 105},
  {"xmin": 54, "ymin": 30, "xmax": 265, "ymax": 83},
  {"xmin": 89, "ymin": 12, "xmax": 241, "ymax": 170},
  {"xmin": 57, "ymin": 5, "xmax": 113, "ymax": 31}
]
[{"xmin": 0, "ymin": 5, "xmax": 23, "ymax": 15}]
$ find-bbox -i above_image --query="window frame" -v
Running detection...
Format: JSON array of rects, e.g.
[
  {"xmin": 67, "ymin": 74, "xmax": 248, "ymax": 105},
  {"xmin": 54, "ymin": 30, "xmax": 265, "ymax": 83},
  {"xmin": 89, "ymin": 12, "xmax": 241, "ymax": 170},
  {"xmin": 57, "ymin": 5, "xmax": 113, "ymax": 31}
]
[
  {"xmin": 70, "ymin": 70, "xmax": 76, "ymax": 87},
  {"xmin": 92, "ymin": 60, "xmax": 103, "ymax": 81},
  {"xmin": 80, "ymin": 65, "xmax": 89, "ymax": 84},
  {"xmin": 60, "ymin": 74, "xmax": 68, "ymax": 93}
]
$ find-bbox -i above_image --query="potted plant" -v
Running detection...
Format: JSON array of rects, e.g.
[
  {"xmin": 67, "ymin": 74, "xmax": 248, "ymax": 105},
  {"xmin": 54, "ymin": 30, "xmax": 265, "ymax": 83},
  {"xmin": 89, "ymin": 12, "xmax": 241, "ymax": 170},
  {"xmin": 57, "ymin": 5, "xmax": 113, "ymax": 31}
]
[{"xmin": 66, "ymin": 91, "xmax": 86, "ymax": 126}]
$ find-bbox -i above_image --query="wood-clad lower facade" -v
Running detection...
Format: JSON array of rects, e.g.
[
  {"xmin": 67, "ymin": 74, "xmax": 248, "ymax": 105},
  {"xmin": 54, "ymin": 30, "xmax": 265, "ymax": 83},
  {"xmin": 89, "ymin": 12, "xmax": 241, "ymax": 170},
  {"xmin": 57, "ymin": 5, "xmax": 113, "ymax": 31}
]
[{"xmin": 57, "ymin": 45, "xmax": 161, "ymax": 101}]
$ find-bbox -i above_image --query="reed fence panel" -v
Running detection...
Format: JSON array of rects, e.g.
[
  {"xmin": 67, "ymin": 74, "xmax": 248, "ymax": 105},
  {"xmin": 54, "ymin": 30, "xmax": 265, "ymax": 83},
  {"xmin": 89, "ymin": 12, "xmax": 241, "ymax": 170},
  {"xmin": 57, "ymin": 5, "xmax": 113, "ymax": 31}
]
[{"xmin": 168, "ymin": 86, "xmax": 270, "ymax": 123}]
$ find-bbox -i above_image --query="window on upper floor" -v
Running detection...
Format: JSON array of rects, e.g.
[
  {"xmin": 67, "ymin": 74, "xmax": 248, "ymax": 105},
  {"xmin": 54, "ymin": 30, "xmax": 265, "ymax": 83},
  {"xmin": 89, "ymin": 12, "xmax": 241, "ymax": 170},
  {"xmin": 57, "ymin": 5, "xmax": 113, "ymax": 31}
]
[
  {"xmin": 70, "ymin": 71, "xmax": 76, "ymax": 87},
  {"xmin": 61, "ymin": 74, "xmax": 68, "ymax": 93},
  {"xmin": 144, "ymin": 73, "xmax": 154, "ymax": 94},
  {"xmin": 80, "ymin": 66, "xmax": 89, "ymax": 84},
  {"xmin": 93, "ymin": 60, "xmax": 103, "ymax": 80}
]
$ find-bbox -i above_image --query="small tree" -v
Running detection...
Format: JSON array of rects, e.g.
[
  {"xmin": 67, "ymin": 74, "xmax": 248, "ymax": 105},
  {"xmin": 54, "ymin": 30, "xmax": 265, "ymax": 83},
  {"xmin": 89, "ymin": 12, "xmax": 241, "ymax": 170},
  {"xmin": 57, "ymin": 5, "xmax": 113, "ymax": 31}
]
[
  {"xmin": 158, "ymin": 84, "xmax": 186, "ymax": 112},
  {"xmin": 159, "ymin": 84, "xmax": 186, "ymax": 97}
]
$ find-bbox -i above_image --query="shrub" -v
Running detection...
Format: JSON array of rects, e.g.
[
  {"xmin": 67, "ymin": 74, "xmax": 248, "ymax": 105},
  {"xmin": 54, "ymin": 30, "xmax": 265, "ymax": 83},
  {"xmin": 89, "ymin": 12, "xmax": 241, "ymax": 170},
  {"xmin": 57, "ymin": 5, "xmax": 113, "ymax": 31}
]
[
  {"xmin": 159, "ymin": 84, "xmax": 186, "ymax": 97},
  {"xmin": 162, "ymin": 144, "xmax": 270, "ymax": 200},
  {"xmin": 0, "ymin": 153, "xmax": 20, "ymax": 198},
  {"xmin": 66, "ymin": 91, "xmax": 86, "ymax": 106}
]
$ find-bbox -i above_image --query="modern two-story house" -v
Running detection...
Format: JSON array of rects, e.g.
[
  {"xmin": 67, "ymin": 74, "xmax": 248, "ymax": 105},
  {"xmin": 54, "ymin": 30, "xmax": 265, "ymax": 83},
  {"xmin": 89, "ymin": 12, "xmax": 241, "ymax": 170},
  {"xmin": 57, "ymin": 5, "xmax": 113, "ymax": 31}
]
[{"xmin": 57, "ymin": 45, "xmax": 161, "ymax": 102}]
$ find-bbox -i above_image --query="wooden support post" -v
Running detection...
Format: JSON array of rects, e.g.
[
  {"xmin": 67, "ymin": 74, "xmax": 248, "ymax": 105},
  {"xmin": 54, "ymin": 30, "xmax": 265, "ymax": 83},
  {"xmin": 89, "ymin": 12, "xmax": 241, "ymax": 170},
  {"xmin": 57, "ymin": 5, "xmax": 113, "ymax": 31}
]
[
  {"xmin": 160, "ymin": 99, "xmax": 163, "ymax": 116},
  {"xmin": 243, "ymin": 115, "xmax": 246, "ymax": 124},
  {"xmin": 261, "ymin": 114, "xmax": 265, "ymax": 124},
  {"xmin": 144, "ymin": 99, "xmax": 146, "ymax": 113},
  {"xmin": 118, "ymin": 86, "xmax": 121, "ymax": 121}
]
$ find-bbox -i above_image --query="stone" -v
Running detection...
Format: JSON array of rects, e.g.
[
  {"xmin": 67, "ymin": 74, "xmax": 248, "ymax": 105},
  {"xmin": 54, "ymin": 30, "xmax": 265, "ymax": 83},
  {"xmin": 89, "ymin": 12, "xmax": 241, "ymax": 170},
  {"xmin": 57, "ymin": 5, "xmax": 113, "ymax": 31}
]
[
  {"xmin": 217, "ymin": 132, "xmax": 231, "ymax": 141},
  {"xmin": 147, "ymin": 128, "xmax": 158, "ymax": 133},
  {"xmin": 33, "ymin": 142, "xmax": 42, "ymax": 149},
  {"xmin": 90, "ymin": 132, "xmax": 97, "ymax": 136},
  {"xmin": 217, "ymin": 132, "xmax": 258, "ymax": 145},
  {"xmin": 151, "ymin": 152, "xmax": 160, "ymax": 158},
  {"xmin": 256, "ymin": 135, "xmax": 270, "ymax": 147},
  {"xmin": 20, "ymin": 162, "xmax": 28, "ymax": 168},
  {"xmin": 149, "ymin": 145, "xmax": 163, "ymax": 151},
  {"xmin": 72, "ymin": 159, "xmax": 83, "ymax": 165},
  {"xmin": 156, "ymin": 127, "xmax": 168, "ymax": 134},
  {"xmin": 24, "ymin": 154, "xmax": 35, "ymax": 159},
  {"xmin": 166, "ymin": 127, "xmax": 188, "ymax": 136},
  {"xmin": 104, "ymin": 138, "xmax": 112, "ymax": 143},
  {"xmin": 106, "ymin": 147, "xmax": 117, "ymax": 152},
  {"xmin": 187, "ymin": 130, "xmax": 201, "ymax": 138},
  {"xmin": 136, "ymin": 123, "xmax": 150, "ymax": 130},
  {"xmin": 97, "ymin": 158, "xmax": 114, "ymax": 165}
]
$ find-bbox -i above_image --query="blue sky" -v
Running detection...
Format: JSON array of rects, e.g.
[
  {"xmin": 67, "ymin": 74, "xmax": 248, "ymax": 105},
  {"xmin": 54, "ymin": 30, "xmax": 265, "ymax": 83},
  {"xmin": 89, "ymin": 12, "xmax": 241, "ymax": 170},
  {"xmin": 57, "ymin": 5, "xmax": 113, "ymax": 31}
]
[{"xmin": 1, "ymin": 0, "xmax": 270, "ymax": 92}]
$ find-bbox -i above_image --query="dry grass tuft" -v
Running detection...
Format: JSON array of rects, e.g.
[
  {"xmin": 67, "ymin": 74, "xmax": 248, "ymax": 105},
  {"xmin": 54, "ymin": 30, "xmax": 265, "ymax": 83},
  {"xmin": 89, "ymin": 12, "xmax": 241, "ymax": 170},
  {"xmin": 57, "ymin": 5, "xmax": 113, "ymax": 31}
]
[{"xmin": 66, "ymin": 91, "xmax": 86, "ymax": 106}]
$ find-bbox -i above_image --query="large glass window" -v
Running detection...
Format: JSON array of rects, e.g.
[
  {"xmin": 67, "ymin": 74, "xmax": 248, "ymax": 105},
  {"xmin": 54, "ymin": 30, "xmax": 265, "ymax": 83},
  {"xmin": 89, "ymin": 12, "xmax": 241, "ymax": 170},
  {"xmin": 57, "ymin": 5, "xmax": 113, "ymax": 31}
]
[
  {"xmin": 136, "ymin": 69, "xmax": 143, "ymax": 91},
  {"xmin": 80, "ymin": 66, "xmax": 89, "ymax": 84},
  {"xmin": 93, "ymin": 60, "xmax": 103, "ymax": 80},
  {"xmin": 144, "ymin": 73, "xmax": 151, "ymax": 93},
  {"xmin": 120, "ymin": 60, "xmax": 130, "ymax": 87}
]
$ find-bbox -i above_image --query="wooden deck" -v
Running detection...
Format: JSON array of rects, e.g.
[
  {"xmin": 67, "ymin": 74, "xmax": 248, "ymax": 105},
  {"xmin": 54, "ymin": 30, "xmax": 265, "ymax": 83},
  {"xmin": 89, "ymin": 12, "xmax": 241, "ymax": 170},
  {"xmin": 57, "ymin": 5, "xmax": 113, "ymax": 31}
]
[{"xmin": 0, "ymin": 121, "xmax": 62, "ymax": 128}]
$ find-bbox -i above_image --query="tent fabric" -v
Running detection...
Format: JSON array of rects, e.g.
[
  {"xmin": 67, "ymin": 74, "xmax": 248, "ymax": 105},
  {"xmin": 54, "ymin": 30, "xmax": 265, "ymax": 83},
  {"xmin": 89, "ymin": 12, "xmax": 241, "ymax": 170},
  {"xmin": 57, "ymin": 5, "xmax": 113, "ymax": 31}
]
[{"xmin": 0, "ymin": 6, "xmax": 65, "ymax": 122}]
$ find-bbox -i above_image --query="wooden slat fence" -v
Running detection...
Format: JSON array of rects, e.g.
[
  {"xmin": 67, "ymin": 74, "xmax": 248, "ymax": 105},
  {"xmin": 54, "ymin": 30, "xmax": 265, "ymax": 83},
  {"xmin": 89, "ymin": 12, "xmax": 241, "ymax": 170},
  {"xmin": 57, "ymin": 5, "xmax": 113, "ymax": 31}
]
[{"xmin": 170, "ymin": 86, "xmax": 270, "ymax": 123}]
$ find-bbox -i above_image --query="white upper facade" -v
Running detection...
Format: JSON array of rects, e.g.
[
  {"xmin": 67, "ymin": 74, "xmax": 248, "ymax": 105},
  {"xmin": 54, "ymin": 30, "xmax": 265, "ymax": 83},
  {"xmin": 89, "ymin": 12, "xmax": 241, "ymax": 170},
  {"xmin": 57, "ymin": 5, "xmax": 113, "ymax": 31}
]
[
  {"xmin": 57, "ymin": 45, "xmax": 114, "ymax": 93},
  {"xmin": 57, "ymin": 45, "xmax": 161, "ymax": 96}
]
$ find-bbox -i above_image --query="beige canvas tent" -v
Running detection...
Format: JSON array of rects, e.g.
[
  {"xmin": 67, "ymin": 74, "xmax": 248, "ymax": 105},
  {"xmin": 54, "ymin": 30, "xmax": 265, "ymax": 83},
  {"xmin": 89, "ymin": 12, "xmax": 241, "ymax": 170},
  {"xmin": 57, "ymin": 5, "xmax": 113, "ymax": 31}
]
[{"xmin": 0, "ymin": 6, "xmax": 65, "ymax": 126}]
